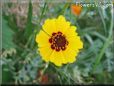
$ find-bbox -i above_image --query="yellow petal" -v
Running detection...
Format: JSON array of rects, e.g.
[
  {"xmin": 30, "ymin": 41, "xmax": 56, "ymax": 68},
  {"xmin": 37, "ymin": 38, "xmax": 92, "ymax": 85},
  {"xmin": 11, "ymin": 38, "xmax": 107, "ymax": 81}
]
[
  {"xmin": 56, "ymin": 15, "xmax": 71, "ymax": 34},
  {"xmin": 65, "ymin": 26, "xmax": 77, "ymax": 38},
  {"xmin": 63, "ymin": 47, "xmax": 77, "ymax": 63},
  {"xmin": 68, "ymin": 36, "xmax": 83, "ymax": 51},
  {"xmin": 38, "ymin": 46, "xmax": 53, "ymax": 62},
  {"xmin": 49, "ymin": 51, "xmax": 66, "ymax": 66},
  {"xmin": 36, "ymin": 30, "xmax": 50, "ymax": 47},
  {"xmin": 42, "ymin": 18, "xmax": 57, "ymax": 36}
]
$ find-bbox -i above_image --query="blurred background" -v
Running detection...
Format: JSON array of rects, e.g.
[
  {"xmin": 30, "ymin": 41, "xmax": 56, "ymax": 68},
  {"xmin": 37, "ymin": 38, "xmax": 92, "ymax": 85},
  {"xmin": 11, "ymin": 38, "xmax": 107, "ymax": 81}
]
[{"xmin": 1, "ymin": 0, "xmax": 114, "ymax": 85}]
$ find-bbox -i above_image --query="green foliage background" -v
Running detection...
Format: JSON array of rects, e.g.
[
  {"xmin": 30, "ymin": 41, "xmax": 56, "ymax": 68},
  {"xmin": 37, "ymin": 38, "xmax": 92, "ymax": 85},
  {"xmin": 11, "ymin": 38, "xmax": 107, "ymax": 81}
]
[{"xmin": 1, "ymin": 0, "xmax": 114, "ymax": 85}]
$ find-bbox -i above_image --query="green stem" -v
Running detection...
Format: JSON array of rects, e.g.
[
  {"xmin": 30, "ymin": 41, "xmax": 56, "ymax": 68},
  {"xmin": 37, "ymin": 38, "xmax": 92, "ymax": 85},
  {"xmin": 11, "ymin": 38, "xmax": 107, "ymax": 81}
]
[
  {"xmin": 42, "ymin": 62, "xmax": 49, "ymax": 75},
  {"xmin": 92, "ymin": 5, "xmax": 113, "ymax": 72},
  {"xmin": 39, "ymin": 3, "xmax": 47, "ymax": 23},
  {"xmin": 59, "ymin": 3, "xmax": 69, "ymax": 15},
  {"xmin": 51, "ymin": 64, "xmax": 76, "ymax": 84},
  {"xmin": 98, "ymin": 7, "xmax": 107, "ymax": 36},
  {"xmin": 25, "ymin": 3, "xmax": 47, "ymax": 49},
  {"xmin": 25, "ymin": 33, "xmax": 34, "ymax": 48}
]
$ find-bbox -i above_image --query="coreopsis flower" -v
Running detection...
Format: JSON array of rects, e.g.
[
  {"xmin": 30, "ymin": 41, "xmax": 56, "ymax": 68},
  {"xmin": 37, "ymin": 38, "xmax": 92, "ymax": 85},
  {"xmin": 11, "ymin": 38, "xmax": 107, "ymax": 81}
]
[
  {"xmin": 36, "ymin": 15, "xmax": 83, "ymax": 66},
  {"xmin": 71, "ymin": 5, "xmax": 82, "ymax": 16}
]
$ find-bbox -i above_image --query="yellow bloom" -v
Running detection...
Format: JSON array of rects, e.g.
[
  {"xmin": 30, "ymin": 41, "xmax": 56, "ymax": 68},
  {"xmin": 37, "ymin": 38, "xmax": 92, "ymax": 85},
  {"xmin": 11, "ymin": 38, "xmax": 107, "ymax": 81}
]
[{"xmin": 36, "ymin": 15, "xmax": 83, "ymax": 66}]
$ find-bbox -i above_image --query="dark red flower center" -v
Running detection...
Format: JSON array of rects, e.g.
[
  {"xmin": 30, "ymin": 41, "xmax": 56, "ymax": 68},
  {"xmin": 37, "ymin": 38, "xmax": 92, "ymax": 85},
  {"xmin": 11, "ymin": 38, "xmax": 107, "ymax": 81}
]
[{"xmin": 49, "ymin": 31, "xmax": 68, "ymax": 52}]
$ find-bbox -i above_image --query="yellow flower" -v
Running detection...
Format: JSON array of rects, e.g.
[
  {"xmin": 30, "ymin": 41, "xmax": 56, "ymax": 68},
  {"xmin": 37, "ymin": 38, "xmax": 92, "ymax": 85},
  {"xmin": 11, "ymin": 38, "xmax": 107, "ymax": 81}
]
[{"xmin": 36, "ymin": 15, "xmax": 83, "ymax": 66}]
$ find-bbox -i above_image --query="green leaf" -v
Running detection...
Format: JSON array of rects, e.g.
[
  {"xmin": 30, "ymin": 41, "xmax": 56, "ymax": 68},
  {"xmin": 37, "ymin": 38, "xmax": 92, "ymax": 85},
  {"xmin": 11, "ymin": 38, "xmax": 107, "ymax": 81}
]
[
  {"xmin": 2, "ymin": 17, "xmax": 16, "ymax": 49},
  {"xmin": 24, "ymin": 1, "xmax": 33, "ymax": 38},
  {"xmin": 2, "ymin": 65, "xmax": 13, "ymax": 83},
  {"xmin": 1, "ymin": 58, "xmax": 14, "ymax": 83}
]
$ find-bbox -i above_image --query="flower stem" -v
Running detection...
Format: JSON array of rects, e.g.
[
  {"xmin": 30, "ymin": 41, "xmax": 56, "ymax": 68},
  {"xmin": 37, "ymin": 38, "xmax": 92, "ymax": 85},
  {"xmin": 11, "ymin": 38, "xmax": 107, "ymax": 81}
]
[
  {"xmin": 98, "ymin": 7, "xmax": 107, "ymax": 36},
  {"xmin": 92, "ymin": 5, "xmax": 113, "ymax": 72},
  {"xmin": 59, "ymin": 3, "xmax": 69, "ymax": 15}
]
